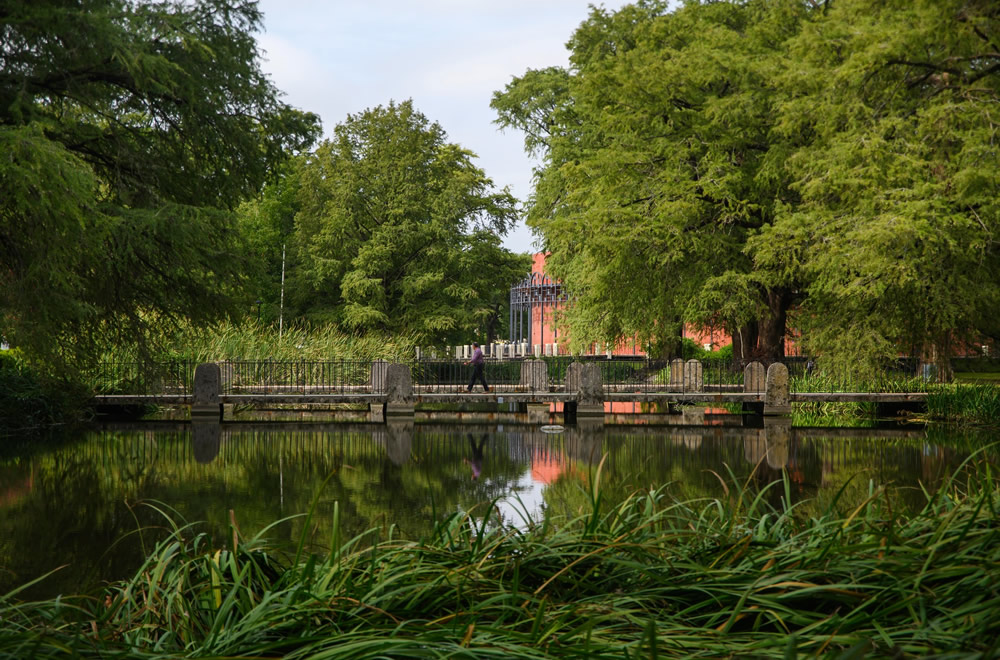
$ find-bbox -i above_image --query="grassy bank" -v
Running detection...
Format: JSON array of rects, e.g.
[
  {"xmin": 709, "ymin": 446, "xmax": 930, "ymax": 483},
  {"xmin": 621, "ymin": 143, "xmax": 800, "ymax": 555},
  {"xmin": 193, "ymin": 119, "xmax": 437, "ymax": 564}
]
[{"xmin": 2, "ymin": 455, "xmax": 998, "ymax": 658}]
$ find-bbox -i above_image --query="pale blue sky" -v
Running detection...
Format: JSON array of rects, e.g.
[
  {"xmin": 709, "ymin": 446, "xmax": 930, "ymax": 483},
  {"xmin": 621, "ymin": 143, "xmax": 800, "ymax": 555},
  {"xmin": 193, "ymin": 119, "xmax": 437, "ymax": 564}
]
[{"xmin": 255, "ymin": 1, "xmax": 632, "ymax": 254}]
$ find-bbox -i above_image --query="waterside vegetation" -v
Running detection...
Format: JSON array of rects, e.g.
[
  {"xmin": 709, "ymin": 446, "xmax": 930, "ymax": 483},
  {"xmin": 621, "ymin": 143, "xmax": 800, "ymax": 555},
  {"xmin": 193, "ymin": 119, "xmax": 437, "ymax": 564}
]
[{"xmin": 2, "ymin": 454, "xmax": 998, "ymax": 658}]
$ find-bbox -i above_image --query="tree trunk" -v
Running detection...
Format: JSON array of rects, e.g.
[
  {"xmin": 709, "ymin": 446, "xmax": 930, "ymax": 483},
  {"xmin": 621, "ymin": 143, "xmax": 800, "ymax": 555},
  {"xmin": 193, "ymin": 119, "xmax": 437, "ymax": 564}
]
[
  {"xmin": 731, "ymin": 321, "xmax": 759, "ymax": 368},
  {"xmin": 485, "ymin": 308, "xmax": 499, "ymax": 346},
  {"xmin": 661, "ymin": 322, "xmax": 685, "ymax": 359},
  {"xmin": 920, "ymin": 334, "xmax": 953, "ymax": 383},
  {"xmin": 754, "ymin": 289, "xmax": 790, "ymax": 362}
]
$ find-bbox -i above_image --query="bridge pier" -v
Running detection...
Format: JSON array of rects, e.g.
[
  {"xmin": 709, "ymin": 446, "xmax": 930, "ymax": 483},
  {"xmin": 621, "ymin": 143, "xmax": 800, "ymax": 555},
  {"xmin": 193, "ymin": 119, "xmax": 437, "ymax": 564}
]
[
  {"xmin": 191, "ymin": 363, "xmax": 222, "ymax": 421},
  {"xmin": 525, "ymin": 403, "xmax": 550, "ymax": 423}
]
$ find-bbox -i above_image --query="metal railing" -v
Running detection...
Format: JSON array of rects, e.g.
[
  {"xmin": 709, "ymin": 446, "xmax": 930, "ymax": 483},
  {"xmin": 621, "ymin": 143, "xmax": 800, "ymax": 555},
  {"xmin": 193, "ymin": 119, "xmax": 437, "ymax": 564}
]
[
  {"xmin": 91, "ymin": 360, "xmax": 194, "ymax": 395},
  {"xmin": 221, "ymin": 360, "xmax": 372, "ymax": 395},
  {"xmin": 408, "ymin": 359, "xmax": 535, "ymax": 393}
]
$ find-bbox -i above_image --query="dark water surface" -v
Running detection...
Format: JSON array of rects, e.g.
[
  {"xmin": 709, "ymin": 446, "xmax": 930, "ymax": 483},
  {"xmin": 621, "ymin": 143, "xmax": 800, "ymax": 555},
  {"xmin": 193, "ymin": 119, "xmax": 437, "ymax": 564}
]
[{"xmin": 0, "ymin": 416, "xmax": 979, "ymax": 598}]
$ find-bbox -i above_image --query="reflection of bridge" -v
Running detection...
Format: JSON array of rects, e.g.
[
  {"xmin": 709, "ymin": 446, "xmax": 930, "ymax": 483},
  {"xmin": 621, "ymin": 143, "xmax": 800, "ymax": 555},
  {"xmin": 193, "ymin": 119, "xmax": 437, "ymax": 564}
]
[{"xmin": 92, "ymin": 420, "xmax": 930, "ymax": 472}]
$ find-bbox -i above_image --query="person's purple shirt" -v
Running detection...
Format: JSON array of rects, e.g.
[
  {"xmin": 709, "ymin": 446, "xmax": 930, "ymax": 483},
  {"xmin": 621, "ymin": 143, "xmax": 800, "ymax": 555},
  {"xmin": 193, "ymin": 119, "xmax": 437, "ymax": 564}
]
[{"xmin": 471, "ymin": 347, "xmax": 484, "ymax": 365}]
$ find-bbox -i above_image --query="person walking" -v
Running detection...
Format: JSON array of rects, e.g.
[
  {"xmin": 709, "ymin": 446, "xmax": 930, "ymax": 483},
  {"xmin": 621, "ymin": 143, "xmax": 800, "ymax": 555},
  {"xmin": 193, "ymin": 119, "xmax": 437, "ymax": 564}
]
[{"xmin": 465, "ymin": 342, "xmax": 489, "ymax": 392}]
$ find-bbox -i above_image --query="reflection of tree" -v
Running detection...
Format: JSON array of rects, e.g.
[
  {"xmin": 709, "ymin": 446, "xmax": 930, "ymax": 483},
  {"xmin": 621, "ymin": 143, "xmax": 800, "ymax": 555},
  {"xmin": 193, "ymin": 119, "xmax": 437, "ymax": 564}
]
[
  {"xmin": 541, "ymin": 428, "xmax": 974, "ymax": 525},
  {"xmin": 0, "ymin": 423, "xmax": 982, "ymax": 600}
]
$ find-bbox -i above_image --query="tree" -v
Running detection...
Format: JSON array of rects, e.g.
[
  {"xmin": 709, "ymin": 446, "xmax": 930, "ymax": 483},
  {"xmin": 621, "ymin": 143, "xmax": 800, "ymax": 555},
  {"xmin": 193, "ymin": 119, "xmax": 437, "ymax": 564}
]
[
  {"xmin": 0, "ymin": 0, "xmax": 320, "ymax": 368},
  {"xmin": 495, "ymin": 0, "xmax": 1000, "ymax": 374},
  {"xmin": 493, "ymin": 0, "xmax": 809, "ymax": 360},
  {"xmin": 291, "ymin": 100, "xmax": 522, "ymax": 344},
  {"xmin": 235, "ymin": 160, "xmax": 304, "ymax": 324},
  {"xmin": 753, "ymin": 0, "xmax": 1000, "ymax": 377}
]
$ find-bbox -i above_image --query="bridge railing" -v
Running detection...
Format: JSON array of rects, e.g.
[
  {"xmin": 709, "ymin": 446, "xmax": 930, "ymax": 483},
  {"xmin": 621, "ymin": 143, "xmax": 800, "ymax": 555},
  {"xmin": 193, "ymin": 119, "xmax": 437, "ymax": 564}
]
[
  {"xmin": 220, "ymin": 360, "xmax": 373, "ymax": 394},
  {"xmin": 91, "ymin": 360, "xmax": 195, "ymax": 395},
  {"xmin": 408, "ymin": 359, "xmax": 554, "ymax": 393},
  {"xmin": 599, "ymin": 358, "xmax": 749, "ymax": 394}
]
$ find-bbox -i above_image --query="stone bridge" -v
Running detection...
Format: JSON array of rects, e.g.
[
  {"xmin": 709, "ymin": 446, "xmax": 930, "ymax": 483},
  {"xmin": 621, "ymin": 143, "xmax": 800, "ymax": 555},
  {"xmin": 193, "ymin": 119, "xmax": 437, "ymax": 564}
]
[{"xmin": 92, "ymin": 359, "xmax": 927, "ymax": 422}]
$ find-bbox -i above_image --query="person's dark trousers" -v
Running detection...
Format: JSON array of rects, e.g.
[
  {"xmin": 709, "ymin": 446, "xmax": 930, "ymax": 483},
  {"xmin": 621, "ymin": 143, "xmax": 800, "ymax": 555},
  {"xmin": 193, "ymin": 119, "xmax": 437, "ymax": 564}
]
[{"xmin": 468, "ymin": 363, "xmax": 489, "ymax": 392}]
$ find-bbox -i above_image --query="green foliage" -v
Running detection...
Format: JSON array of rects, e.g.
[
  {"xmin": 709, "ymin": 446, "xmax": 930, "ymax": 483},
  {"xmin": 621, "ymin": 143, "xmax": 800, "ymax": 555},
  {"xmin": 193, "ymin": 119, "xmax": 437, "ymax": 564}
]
[
  {"xmin": 0, "ymin": 0, "xmax": 320, "ymax": 371},
  {"xmin": 0, "ymin": 352, "xmax": 85, "ymax": 429},
  {"xmin": 762, "ymin": 0, "xmax": 1000, "ymax": 366},
  {"xmin": 493, "ymin": 0, "xmax": 807, "ymax": 358},
  {"xmin": 494, "ymin": 0, "xmax": 1000, "ymax": 366},
  {"xmin": 4, "ymin": 456, "xmax": 1000, "ymax": 657},
  {"xmin": 291, "ymin": 101, "xmax": 525, "ymax": 343}
]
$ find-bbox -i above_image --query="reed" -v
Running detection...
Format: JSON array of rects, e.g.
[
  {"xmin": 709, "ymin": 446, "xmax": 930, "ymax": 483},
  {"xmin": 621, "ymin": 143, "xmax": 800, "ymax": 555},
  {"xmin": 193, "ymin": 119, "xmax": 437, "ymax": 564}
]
[
  {"xmin": 2, "ymin": 454, "xmax": 999, "ymax": 658},
  {"xmin": 926, "ymin": 384, "xmax": 1000, "ymax": 426},
  {"xmin": 167, "ymin": 321, "xmax": 420, "ymax": 363}
]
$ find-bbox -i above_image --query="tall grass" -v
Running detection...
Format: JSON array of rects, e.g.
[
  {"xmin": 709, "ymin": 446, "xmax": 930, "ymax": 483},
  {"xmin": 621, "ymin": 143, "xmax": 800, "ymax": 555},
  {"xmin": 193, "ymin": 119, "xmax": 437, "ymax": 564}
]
[
  {"xmin": 169, "ymin": 321, "xmax": 420, "ymax": 363},
  {"xmin": 93, "ymin": 321, "xmax": 419, "ymax": 367},
  {"xmin": 3, "ymin": 452, "xmax": 999, "ymax": 658},
  {"xmin": 926, "ymin": 384, "xmax": 1000, "ymax": 426}
]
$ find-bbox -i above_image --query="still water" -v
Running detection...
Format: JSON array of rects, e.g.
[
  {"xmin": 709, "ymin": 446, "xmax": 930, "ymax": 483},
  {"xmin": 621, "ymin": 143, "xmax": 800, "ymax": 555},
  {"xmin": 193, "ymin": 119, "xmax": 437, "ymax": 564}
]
[{"xmin": 0, "ymin": 416, "xmax": 978, "ymax": 599}]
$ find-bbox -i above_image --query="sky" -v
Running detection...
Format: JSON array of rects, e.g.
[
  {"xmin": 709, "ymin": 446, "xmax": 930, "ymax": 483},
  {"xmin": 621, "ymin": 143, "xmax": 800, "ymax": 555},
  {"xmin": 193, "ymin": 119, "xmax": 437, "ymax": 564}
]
[{"xmin": 254, "ymin": 0, "xmax": 632, "ymax": 254}]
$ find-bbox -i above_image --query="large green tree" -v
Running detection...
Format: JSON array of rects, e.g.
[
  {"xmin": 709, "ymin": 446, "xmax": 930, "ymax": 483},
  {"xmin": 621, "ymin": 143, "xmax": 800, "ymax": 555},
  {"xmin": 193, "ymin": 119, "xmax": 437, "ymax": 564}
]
[
  {"xmin": 0, "ymin": 0, "xmax": 319, "ymax": 368},
  {"xmin": 291, "ymin": 100, "xmax": 524, "ymax": 344},
  {"xmin": 493, "ymin": 0, "xmax": 808, "ymax": 360},
  {"xmin": 494, "ymin": 0, "xmax": 1000, "ymax": 372},
  {"xmin": 754, "ymin": 0, "xmax": 1000, "ymax": 377}
]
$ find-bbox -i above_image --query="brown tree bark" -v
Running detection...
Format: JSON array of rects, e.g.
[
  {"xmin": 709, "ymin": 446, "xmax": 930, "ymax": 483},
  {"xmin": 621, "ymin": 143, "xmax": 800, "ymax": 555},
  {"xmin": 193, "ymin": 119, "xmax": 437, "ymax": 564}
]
[
  {"xmin": 731, "ymin": 321, "xmax": 759, "ymax": 368},
  {"xmin": 920, "ymin": 333, "xmax": 953, "ymax": 383},
  {"xmin": 754, "ymin": 288, "xmax": 791, "ymax": 362}
]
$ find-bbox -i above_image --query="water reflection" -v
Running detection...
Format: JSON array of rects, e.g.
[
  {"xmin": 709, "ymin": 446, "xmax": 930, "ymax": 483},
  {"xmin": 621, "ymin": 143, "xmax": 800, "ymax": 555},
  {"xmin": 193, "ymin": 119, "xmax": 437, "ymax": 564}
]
[{"xmin": 0, "ymin": 420, "xmax": 975, "ymax": 599}]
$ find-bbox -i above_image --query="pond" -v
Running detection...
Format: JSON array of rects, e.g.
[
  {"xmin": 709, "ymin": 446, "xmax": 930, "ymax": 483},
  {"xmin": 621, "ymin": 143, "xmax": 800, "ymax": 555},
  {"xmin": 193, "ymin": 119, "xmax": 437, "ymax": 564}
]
[{"xmin": 0, "ymin": 414, "xmax": 979, "ymax": 600}]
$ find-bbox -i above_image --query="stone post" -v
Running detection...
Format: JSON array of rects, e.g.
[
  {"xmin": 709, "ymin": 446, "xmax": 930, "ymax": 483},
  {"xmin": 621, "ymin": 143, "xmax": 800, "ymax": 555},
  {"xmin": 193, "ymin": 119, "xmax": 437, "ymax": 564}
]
[
  {"xmin": 384, "ymin": 363, "xmax": 415, "ymax": 417},
  {"xmin": 742, "ymin": 361, "xmax": 766, "ymax": 415},
  {"xmin": 683, "ymin": 359, "xmax": 704, "ymax": 392},
  {"xmin": 565, "ymin": 361, "xmax": 604, "ymax": 420},
  {"xmin": 744, "ymin": 361, "xmax": 765, "ymax": 393},
  {"xmin": 519, "ymin": 359, "xmax": 549, "ymax": 392},
  {"xmin": 192, "ymin": 362, "xmax": 222, "ymax": 420},
  {"xmin": 669, "ymin": 358, "xmax": 685, "ymax": 389},
  {"xmin": 764, "ymin": 362, "xmax": 791, "ymax": 415}
]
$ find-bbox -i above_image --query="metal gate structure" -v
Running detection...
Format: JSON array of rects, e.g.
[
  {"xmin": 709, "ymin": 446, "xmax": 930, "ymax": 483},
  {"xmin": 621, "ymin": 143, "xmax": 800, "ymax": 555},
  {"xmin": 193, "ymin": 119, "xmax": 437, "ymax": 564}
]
[{"xmin": 509, "ymin": 270, "xmax": 569, "ymax": 347}]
